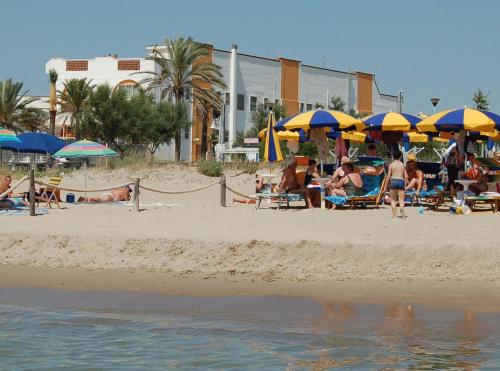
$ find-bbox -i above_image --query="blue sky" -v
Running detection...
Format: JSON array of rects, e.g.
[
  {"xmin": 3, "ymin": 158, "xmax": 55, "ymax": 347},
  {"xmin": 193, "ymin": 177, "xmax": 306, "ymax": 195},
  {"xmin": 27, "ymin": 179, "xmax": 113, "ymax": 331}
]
[{"xmin": 1, "ymin": 0, "xmax": 499, "ymax": 114}]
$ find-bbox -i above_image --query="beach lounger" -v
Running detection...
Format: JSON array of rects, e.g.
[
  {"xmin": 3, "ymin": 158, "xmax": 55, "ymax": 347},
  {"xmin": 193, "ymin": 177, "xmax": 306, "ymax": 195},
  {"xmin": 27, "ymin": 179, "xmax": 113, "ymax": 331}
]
[
  {"xmin": 472, "ymin": 157, "xmax": 500, "ymax": 173},
  {"xmin": 255, "ymin": 192, "xmax": 305, "ymax": 210},
  {"xmin": 37, "ymin": 176, "xmax": 63, "ymax": 209},
  {"xmin": 465, "ymin": 193, "xmax": 500, "ymax": 212},
  {"xmin": 324, "ymin": 174, "xmax": 387, "ymax": 209}
]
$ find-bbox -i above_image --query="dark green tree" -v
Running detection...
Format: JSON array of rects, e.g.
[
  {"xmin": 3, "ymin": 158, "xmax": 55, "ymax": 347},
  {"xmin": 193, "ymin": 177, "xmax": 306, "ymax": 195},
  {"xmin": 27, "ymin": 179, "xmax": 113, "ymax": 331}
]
[
  {"xmin": 328, "ymin": 95, "xmax": 346, "ymax": 112},
  {"xmin": 472, "ymin": 89, "xmax": 490, "ymax": 110}
]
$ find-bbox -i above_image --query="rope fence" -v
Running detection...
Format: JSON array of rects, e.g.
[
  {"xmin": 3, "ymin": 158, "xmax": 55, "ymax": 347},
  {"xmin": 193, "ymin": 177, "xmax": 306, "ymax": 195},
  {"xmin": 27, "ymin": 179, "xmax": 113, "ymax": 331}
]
[
  {"xmin": 2, "ymin": 171, "xmax": 256, "ymax": 215},
  {"xmin": 139, "ymin": 181, "xmax": 220, "ymax": 195}
]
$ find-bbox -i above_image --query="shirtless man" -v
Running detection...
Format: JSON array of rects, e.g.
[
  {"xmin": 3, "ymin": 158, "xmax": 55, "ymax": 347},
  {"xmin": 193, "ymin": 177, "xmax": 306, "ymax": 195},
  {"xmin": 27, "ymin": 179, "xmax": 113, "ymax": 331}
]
[
  {"xmin": 278, "ymin": 158, "xmax": 302, "ymax": 193},
  {"xmin": 384, "ymin": 150, "xmax": 408, "ymax": 218},
  {"xmin": 0, "ymin": 175, "xmax": 13, "ymax": 208},
  {"xmin": 78, "ymin": 185, "xmax": 132, "ymax": 203}
]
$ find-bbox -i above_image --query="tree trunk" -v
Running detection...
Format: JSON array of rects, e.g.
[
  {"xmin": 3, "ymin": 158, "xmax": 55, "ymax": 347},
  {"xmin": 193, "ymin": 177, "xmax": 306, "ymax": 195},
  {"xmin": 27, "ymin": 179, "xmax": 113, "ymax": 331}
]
[
  {"xmin": 175, "ymin": 132, "xmax": 181, "ymax": 162},
  {"xmin": 49, "ymin": 111, "xmax": 56, "ymax": 135},
  {"xmin": 201, "ymin": 118, "xmax": 208, "ymax": 159}
]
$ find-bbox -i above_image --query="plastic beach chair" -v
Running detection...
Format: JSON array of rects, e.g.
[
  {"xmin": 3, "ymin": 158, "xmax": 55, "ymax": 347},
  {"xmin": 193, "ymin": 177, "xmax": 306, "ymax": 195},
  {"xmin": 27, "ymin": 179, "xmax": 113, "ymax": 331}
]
[{"xmin": 37, "ymin": 176, "xmax": 63, "ymax": 209}]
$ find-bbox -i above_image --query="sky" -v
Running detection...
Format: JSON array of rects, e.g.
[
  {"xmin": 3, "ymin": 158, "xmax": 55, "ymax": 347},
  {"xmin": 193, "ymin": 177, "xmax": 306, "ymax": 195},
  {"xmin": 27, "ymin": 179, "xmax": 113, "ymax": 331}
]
[{"xmin": 1, "ymin": 0, "xmax": 499, "ymax": 114}]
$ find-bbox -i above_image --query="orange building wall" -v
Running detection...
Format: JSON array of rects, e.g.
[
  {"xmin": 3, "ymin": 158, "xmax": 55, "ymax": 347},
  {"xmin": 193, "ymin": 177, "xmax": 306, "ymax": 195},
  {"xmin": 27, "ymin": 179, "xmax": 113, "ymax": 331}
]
[
  {"xmin": 191, "ymin": 46, "xmax": 213, "ymax": 161},
  {"xmin": 280, "ymin": 58, "xmax": 300, "ymax": 115},
  {"xmin": 356, "ymin": 72, "xmax": 373, "ymax": 115}
]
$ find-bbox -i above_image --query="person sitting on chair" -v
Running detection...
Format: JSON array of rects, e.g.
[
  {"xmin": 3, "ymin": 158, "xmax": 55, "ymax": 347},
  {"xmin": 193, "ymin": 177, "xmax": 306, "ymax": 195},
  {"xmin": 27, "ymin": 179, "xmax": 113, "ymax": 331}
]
[
  {"xmin": 329, "ymin": 161, "xmax": 363, "ymax": 209},
  {"xmin": 325, "ymin": 156, "xmax": 350, "ymax": 192},
  {"xmin": 405, "ymin": 154, "xmax": 424, "ymax": 196},
  {"xmin": 278, "ymin": 158, "xmax": 303, "ymax": 194},
  {"xmin": 303, "ymin": 159, "xmax": 321, "ymax": 208},
  {"xmin": 78, "ymin": 185, "xmax": 132, "ymax": 203},
  {"xmin": 468, "ymin": 171, "xmax": 489, "ymax": 196}
]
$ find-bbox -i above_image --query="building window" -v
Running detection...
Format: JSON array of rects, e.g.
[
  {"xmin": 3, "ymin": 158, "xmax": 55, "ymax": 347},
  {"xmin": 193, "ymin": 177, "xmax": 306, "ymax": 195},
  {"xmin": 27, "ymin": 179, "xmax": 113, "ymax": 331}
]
[
  {"xmin": 185, "ymin": 90, "xmax": 191, "ymax": 101},
  {"xmin": 274, "ymin": 99, "xmax": 280, "ymax": 106},
  {"xmin": 250, "ymin": 96, "xmax": 257, "ymax": 111},
  {"xmin": 263, "ymin": 98, "xmax": 269, "ymax": 107},
  {"xmin": 117, "ymin": 60, "xmax": 140, "ymax": 70},
  {"xmin": 306, "ymin": 103, "xmax": 313, "ymax": 111},
  {"xmin": 300, "ymin": 103, "xmax": 305, "ymax": 113},
  {"xmin": 184, "ymin": 128, "xmax": 189, "ymax": 139},
  {"xmin": 118, "ymin": 84, "xmax": 138, "ymax": 99},
  {"xmin": 237, "ymin": 94, "xmax": 245, "ymax": 110},
  {"xmin": 225, "ymin": 93, "xmax": 230, "ymax": 105}
]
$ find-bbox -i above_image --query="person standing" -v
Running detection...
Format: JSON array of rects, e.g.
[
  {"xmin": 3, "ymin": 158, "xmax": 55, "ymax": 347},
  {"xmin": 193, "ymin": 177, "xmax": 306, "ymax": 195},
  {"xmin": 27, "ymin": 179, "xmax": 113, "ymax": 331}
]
[{"xmin": 385, "ymin": 150, "xmax": 408, "ymax": 218}]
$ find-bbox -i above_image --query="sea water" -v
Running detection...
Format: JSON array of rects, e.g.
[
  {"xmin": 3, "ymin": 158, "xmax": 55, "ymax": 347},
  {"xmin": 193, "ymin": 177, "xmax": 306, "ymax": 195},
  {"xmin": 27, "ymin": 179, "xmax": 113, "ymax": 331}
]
[{"xmin": 0, "ymin": 288, "xmax": 498, "ymax": 370}]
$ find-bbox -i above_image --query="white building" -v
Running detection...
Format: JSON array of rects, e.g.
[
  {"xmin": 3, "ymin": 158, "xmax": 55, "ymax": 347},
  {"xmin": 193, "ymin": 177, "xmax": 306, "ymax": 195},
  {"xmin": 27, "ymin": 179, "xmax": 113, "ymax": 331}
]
[{"xmin": 46, "ymin": 44, "xmax": 400, "ymax": 161}]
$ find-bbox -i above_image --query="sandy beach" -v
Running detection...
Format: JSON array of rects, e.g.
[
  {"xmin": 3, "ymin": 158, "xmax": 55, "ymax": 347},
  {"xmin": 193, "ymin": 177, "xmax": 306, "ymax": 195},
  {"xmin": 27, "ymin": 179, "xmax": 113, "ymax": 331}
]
[{"xmin": 1, "ymin": 165, "xmax": 499, "ymax": 312}]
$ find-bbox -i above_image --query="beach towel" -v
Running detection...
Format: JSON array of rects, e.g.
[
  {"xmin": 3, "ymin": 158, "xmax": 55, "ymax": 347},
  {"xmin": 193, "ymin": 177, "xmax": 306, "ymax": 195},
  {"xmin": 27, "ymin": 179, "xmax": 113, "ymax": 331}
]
[
  {"xmin": 117, "ymin": 202, "xmax": 181, "ymax": 209},
  {"xmin": 0, "ymin": 207, "xmax": 49, "ymax": 216},
  {"xmin": 325, "ymin": 187, "xmax": 380, "ymax": 205}
]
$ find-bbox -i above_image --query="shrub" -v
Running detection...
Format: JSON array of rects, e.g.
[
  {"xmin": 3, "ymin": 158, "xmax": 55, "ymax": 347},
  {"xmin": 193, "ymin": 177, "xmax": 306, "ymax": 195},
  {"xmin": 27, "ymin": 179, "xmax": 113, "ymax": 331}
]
[{"xmin": 197, "ymin": 159, "xmax": 223, "ymax": 177}]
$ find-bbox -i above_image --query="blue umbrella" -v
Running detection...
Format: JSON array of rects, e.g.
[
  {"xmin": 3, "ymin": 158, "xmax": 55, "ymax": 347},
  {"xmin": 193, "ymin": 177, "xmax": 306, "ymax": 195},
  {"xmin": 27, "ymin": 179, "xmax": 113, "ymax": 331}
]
[{"xmin": 2, "ymin": 132, "xmax": 66, "ymax": 154}]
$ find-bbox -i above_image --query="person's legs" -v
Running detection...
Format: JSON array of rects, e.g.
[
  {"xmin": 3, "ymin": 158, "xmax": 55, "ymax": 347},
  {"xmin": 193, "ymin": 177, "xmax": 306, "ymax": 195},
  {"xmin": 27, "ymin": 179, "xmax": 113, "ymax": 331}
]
[
  {"xmin": 389, "ymin": 189, "xmax": 398, "ymax": 218},
  {"xmin": 398, "ymin": 190, "xmax": 406, "ymax": 218},
  {"xmin": 305, "ymin": 188, "xmax": 315, "ymax": 208},
  {"xmin": 405, "ymin": 178, "xmax": 418, "ymax": 191}
]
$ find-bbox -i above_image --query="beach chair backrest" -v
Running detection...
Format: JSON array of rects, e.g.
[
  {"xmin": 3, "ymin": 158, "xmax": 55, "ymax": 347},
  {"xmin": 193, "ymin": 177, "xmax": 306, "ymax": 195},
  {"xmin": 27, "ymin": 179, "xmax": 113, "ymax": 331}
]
[
  {"xmin": 361, "ymin": 173, "xmax": 384, "ymax": 194},
  {"xmin": 416, "ymin": 161, "xmax": 441, "ymax": 175},
  {"xmin": 46, "ymin": 176, "xmax": 62, "ymax": 189},
  {"xmin": 375, "ymin": 176, "xmax": 388, "ymax": 205},
  {"xmin": 425, "ymin": 176, "xmax": 442, "ymax": 190}
]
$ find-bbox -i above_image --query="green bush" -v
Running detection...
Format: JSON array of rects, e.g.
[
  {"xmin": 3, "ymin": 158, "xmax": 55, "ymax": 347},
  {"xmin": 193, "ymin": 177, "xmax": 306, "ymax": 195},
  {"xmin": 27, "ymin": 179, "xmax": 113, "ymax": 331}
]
[{"xmin": 197, "ymin": 159, "xmax": 223, "ymax": 177}]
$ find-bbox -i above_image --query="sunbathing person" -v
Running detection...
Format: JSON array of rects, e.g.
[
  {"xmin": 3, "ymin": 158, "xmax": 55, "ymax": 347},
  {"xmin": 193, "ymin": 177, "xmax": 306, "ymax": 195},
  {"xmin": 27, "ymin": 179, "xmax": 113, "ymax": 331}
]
[
  {"xmin": 325, "ymin": 156, "xmax": 350, "ymax": 191},
  {"xmin": 0, "ymin": 175, "xmax": 29, "ymax": 208},
  {"xmin": 278, "ymin": 158, "xmax": 303, "ymax": 194},
  {"xmin": 303, "ymin": 159, "xmax": 321, "ymax": 208},
  {"xmin": 329, "ymin": 161, "xmax": 363, "ymax": 209},
  {"xmin": 78, "ymin": 185, "xmax": 132, "ymax": 203},
  {"xmin": 405, "ymin": 156, "xmax": 424, "ymax": 195}
]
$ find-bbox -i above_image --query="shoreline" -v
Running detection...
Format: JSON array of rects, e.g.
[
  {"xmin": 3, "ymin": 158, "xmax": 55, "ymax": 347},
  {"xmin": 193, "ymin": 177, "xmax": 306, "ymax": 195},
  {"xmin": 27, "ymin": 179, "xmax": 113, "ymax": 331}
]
[{"xmin": 1, "ymin": 265, "xmax": 499, "ymax": 313}]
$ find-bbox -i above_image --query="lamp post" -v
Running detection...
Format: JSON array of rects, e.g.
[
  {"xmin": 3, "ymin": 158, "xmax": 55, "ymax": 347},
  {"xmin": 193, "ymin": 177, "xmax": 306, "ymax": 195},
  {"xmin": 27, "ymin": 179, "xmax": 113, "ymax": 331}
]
[{"xmin": 430, "ymin": 97, "xmax": 440, "ymax": 114}]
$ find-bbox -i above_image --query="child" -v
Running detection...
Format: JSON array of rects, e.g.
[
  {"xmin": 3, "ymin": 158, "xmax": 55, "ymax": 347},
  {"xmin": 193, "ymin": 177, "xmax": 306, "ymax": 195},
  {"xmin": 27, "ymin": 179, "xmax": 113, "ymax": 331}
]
[{"xmin": 385, "ymin": 150, "xmax": 408, "ymax": 218}]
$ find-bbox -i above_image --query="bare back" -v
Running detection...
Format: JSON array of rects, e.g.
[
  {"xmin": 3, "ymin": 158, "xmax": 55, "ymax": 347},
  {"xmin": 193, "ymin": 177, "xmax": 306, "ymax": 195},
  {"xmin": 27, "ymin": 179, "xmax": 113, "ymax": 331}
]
[{"xmin": 389, "ymin": 160, "xmax": 405, "ymax": 180}]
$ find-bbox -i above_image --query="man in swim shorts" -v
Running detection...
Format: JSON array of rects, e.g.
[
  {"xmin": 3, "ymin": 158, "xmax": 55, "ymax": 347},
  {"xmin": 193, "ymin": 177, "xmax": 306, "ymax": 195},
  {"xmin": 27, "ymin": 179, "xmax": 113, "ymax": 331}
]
[{"xmin": 385, "ymin": 150, "xmax": 408, "ymax": 218}]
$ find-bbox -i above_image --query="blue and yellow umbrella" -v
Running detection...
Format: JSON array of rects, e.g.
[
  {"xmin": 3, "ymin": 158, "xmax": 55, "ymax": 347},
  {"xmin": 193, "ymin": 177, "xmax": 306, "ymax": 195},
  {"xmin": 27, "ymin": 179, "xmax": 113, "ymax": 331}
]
[
  {"xmin": 263, "ymin": 112, "xmax": 283, "ymax": 162},
  {"xmin": 363, "ymin": 112, "xmax": 421, "ymax": 132},
  {"xmin": 275, "ymin": 109, "xmax": 364, "ymax": 132},
  {"xmin": 416, "ymin": 107, "xmax": 500, "ymax": 133}
]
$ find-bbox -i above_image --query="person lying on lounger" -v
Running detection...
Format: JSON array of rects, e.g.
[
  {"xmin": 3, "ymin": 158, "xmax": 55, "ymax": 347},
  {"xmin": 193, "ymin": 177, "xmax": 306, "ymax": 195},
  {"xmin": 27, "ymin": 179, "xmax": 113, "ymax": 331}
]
[
  {"xmin": 0, "ymin": 175, "xmax": 28, "ymax": 208},
  {"xmin": 78, "ymin": 185, "xmax": 132, "ymax": 203}
]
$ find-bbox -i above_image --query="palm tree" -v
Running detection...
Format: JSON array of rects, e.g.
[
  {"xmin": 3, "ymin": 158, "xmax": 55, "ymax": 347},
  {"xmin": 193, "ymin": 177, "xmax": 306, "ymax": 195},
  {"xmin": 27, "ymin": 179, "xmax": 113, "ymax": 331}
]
[
  {"xmin": 0, "ymin": 79, "xmax": 38, "ymax": 130},
  {"xmin": 328, "ymin": 96, "xmax": 346, "ymax": 112},
  {"xmin": 472, "ymin": 89, "xmax": 490, "ymax": 110},
  {"xmin": 58, "ymin": 78, "xmax": 94, "ymax": 139},
  {"xmin": 15, "ymin": 107, "xmax": 48, "ymax": 132},
  {"xmin": 137, "ymin": 37, "xmax": 226, "ymax": 161},
  {"xmin": 48, "ymin": 69, "xmax": 58, "ymax": 135}
]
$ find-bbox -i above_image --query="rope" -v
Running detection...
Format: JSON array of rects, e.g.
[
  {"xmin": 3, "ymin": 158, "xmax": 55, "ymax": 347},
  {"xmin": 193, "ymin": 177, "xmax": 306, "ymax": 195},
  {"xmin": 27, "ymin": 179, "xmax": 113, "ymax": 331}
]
[
  {"xmin": 139, "ymin": 181, "xmax": 219, "ymax": 194},
  {"xmin": 0, "ymin": 176, "xmax": 29, "ymax": 198},
  {"xmin": 226, "ymin": 184, "xmax": 255, "ymax": 199},
  {"xmin": 35, "ymin": 180, "xmax": 133, "ymax": 193}
]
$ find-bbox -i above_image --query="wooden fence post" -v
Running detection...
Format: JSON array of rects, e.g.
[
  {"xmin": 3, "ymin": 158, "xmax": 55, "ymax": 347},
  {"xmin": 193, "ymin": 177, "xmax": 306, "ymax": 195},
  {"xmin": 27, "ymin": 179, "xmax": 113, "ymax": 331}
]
[
  {"xmin": 220, "ymin": 174, "xmax": 226, "ymax": 207},
  {"xmin": 133, "ymin": 178, "xmax": 140, "ymax": 212},
  {"xmin": 29, "ymin": 169, "xmax": 36, "ymax": 216}
]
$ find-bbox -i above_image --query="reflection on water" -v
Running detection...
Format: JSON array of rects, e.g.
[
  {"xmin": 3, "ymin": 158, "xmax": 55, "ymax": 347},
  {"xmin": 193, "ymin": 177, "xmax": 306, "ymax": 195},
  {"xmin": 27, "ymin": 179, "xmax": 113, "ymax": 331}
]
[{"xmin": 0, "ymin": 289, "xmax": 498, "ymax": 370}]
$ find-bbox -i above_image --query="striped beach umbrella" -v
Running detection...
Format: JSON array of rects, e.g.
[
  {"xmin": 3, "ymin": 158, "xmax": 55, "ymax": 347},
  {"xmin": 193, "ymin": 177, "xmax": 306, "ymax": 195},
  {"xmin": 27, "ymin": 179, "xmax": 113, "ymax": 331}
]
[
  {"xmin": 416, "ymin": 108, "xmax": 500, "ymax": 133},
  {"xmin": 0, "ymin": 127, "xmax": 21, "ymax": 145},
  {"xmin": 363, "ymin": 112, "xmax": 421, "ymax": 132},
  {"xmin": 275, "ymin": 109, "xmax": 364, "ymax": 132},
  {"xmin": 259, "ymin": 128, "xmax": 299, "ymax": 141},
  {"xmin": 263, "ymin": 112, "xmax": 283, "ymax": 163},
  {"xmin": 52, "ymin": 139, "xmax": 118, "ymax": 158}
]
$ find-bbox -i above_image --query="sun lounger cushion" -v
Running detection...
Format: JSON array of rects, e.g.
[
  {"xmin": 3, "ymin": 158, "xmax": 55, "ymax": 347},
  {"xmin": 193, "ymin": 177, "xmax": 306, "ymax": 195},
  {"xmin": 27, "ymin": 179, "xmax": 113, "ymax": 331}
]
[{"xmin": 325, "ymin": 187, "xmax": 381, "ymax": 205}]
